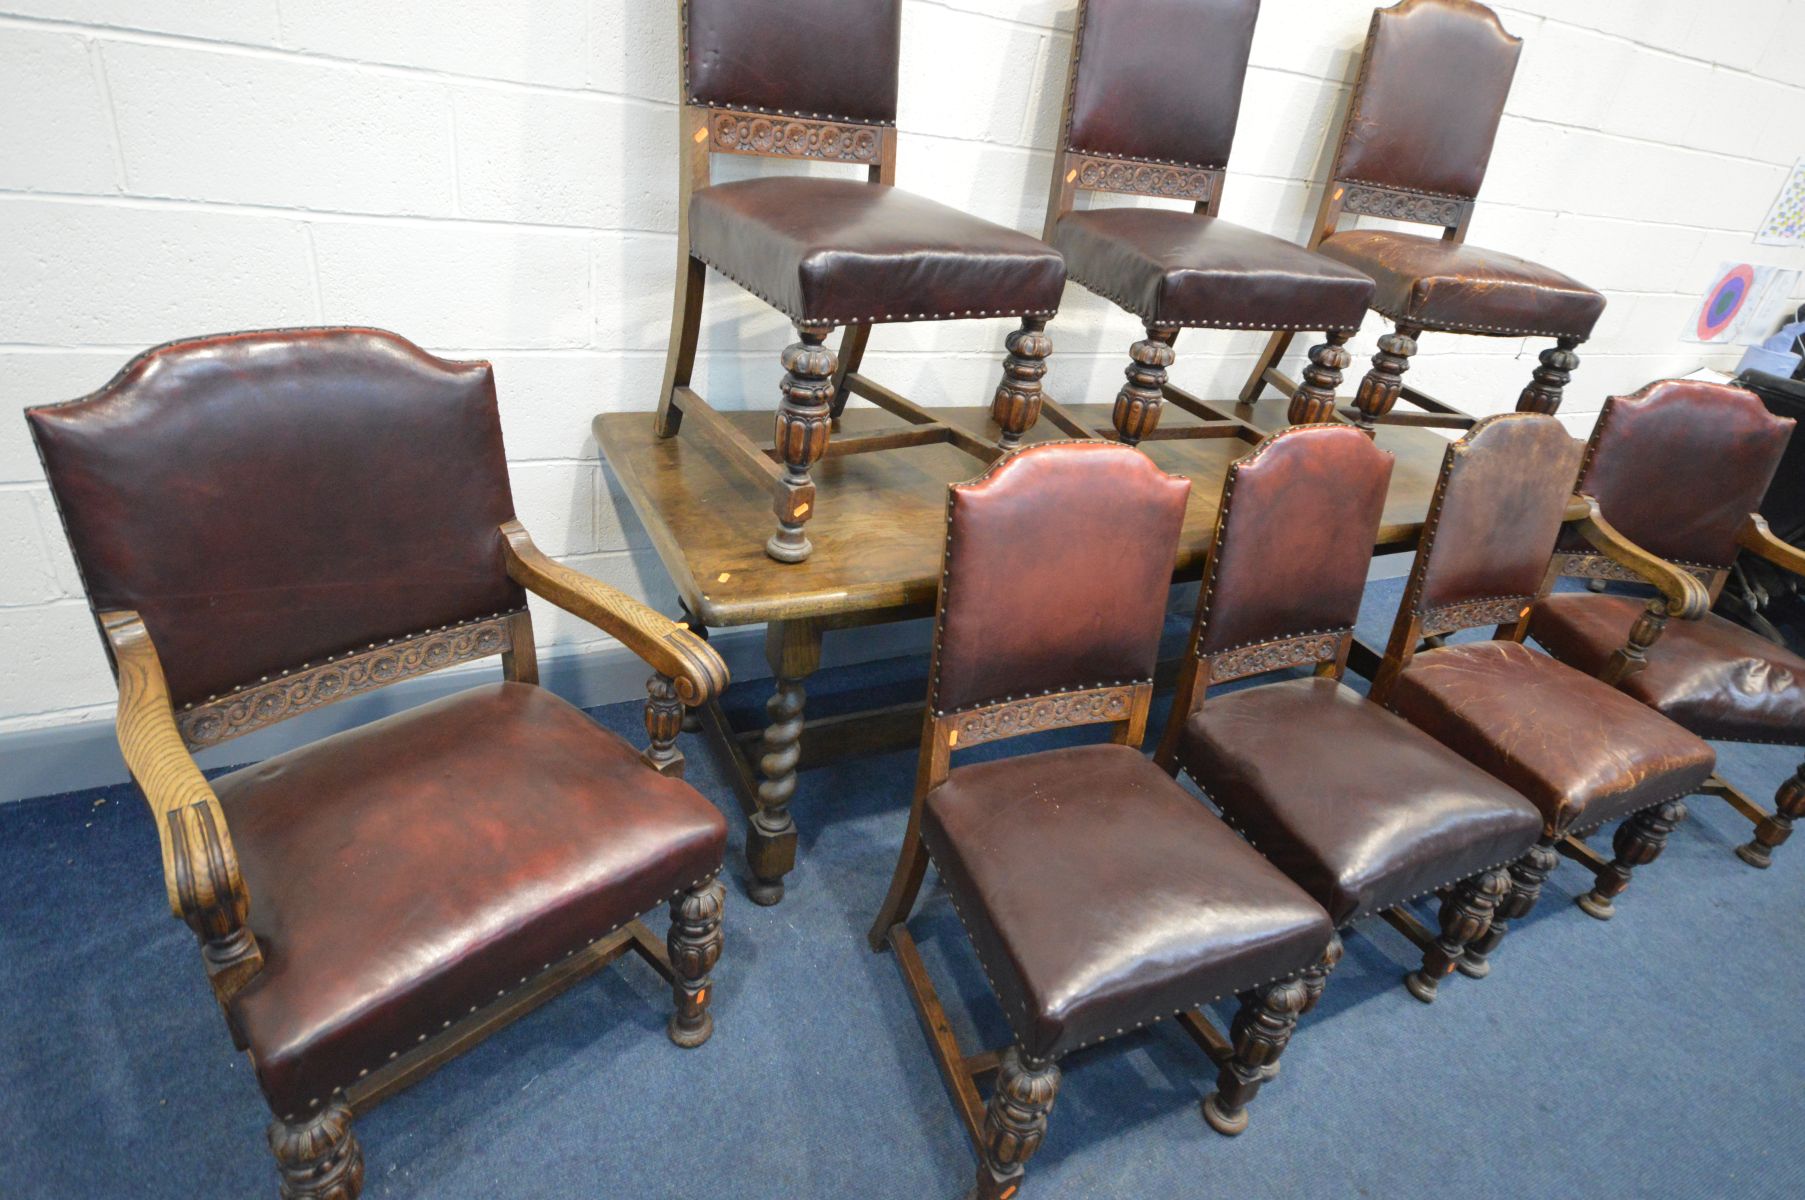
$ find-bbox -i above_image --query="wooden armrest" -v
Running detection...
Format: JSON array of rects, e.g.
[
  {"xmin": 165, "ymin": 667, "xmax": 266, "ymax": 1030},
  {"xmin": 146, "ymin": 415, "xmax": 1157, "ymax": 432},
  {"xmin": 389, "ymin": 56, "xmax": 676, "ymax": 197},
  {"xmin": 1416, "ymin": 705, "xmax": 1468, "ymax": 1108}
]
[
  {"xmin": 1737, "ymin": 514, "xmax": 1805, "ymax": 578},
  {"xmin": 500, "ymin": 520, "xmax": 728, "ymax": 707},
  {"xmin": 1564, "ymin": 495, "xmax": 1710, "ymax": 620},
  {"xmin": 103, "ymin": 611, "xmax": 263, "ymax": 999}
]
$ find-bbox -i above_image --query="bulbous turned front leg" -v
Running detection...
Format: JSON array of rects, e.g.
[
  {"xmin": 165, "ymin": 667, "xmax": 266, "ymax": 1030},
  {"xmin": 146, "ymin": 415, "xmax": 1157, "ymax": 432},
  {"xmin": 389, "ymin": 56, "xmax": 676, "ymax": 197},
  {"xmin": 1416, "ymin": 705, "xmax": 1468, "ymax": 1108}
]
[
  {"xmin": 1406, "ymin": 867, "xmax": 1508, "ymax": 1003},
  {"xmin": 1738, "ymin": 763, "xmax": 1805, "ymax": 869},
  {"xmin": 992, "ymin": 318, "xmax": 1053, "ymax": 449},
  {"xmin": 1202, "ymin": 973, "xmax": 1308, "ymax": 1137},
  {"xmin": 1298, "ymin": 931, "xmax": 1344, "ymax": 1015},
  {"xmin": 1516, "ymin": 336, "xmax": 1581, "ymax": 414},
  {"xmin": 667, "ymin": 877, "xmax": 726, "ymax": 1048},
  {"xmin": 767, "ymin": 324, "xmax": 837, "ymax": 563},
  {"xmin": 1578, "ymin": 798, "xmax": 1688, "ymax": 920},
  {"xmin": 1460, "ymin": 837, "xmax": 1557, "ymax": 978},
  {"xmin": 968, "ymin": 1047, "xmax": 1061, "ymax": 1200},
  {"xmin": 1352, "ymin": 322, "xmax": 1418, "ymax": 431},
  {"xmin": 269, "ymin": 1100, "xmax": 364, "ymax": 1200},
  {"xmin": 1287, "ymin": 330, "xmax": 1353, "ymax": 425},
  {"xmin": 642, "ymin": 672, "xmax": 686, "ymax": 778},
  {"xmin": 1112, "ymin": 325, "xmax": 1177, "ymax": 445}
]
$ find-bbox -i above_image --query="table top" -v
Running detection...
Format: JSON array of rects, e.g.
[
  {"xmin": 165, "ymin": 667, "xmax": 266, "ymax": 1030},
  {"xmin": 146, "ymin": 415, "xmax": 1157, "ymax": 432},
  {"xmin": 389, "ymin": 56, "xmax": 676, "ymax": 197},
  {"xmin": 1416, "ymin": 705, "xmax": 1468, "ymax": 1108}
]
[{"xmin": 596, "ymin": 399, "xmax": 1458, "ymax": 628}]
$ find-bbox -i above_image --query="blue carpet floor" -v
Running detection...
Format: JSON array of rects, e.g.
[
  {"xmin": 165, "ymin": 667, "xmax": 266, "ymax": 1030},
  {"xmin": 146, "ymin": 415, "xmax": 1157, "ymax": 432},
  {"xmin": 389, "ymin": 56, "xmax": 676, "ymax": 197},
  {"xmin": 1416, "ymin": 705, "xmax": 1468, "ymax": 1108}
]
[{"xmin": 3, "ymin": 578, "xmax": 1803, "ymax": 1199}]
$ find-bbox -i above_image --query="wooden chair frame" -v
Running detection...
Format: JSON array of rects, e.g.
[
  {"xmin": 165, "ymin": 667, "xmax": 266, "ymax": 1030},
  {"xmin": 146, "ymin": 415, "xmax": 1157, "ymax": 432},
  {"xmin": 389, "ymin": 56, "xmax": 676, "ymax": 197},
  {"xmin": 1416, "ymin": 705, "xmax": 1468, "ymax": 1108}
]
[
  {"xmin": 1240, "ymin": 2, "xmax": 1582, "ymax": 432},
  {"xmin": 1367, "ymin": 457, "xmax": 1710, "ymax": 953},
  {"xmin": 101, "ymin": 517, "xmax": 729, "ymax": 1196},
  {"xmin": 1541, "ymin": 508, "xmax": 1805, "ymax": 873},
  {"xmin": 654, "ymin": 27, "xmax": 1058, "ymax": 564},
  {"xmin": 1039, "ymin": 0, "xmax": 1325, "ymax": 447},
  {"xmin": 865, "ymin": 470, "xmax": 1307, "ymax": 1197},
  {"xmin": 1153, "ymin": 432, "xmax": 1504, "ymax": 1005}
]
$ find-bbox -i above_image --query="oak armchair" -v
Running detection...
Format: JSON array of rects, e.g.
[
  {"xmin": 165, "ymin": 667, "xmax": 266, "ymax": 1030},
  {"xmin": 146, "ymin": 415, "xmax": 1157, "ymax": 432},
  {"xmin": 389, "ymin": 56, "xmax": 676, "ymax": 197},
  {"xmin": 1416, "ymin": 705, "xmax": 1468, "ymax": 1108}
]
[
  {"xmin": 1526, "ymin": 380, "xmax": 1805, "ymax": 869},
  {"xmin": 27, "ymin": 328, "xmax": 731, "ymax": 1199},
  {"xmin": 1243, "ymin": 0, "xmax": 1606, "ymax": 431},
  {"xmin": 869, "ymin": 442, "xmax": 1334, "ymax": 1199},
  {"xmin": 1370, "ymin": 414, "xmax": 1715, "ymax": 972}
]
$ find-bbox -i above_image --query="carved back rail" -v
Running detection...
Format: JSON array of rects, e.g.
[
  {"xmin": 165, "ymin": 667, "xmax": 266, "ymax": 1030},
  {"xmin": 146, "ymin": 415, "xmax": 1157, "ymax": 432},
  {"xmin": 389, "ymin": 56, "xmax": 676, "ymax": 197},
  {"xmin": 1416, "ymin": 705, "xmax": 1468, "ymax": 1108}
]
[{"xmin": 172, "ymin": 608, "xmax": 535, "ymax": 751}]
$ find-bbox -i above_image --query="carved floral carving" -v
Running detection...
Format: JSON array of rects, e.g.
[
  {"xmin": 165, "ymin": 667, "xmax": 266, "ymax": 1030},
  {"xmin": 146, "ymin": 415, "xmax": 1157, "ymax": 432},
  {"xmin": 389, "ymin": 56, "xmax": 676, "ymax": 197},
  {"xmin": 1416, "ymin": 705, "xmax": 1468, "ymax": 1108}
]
[
  {"xmin": 1341, "ymin": 184, "xmax": 1467, "ymax": 228},
  {"xmin": 1557, "ymin": 553, "xmax": 1715, "ymax": 588},
  {"xmin": 177, "ymin": 615, "xmax": 514, "ymax": 749},
  {"xmin": 710, "ymin": 111, "xmax": 881, "ymax": 162},
  {"xmin": 1420, "ymin": 596, "xmax": 1529, "ymax": 636},
  {"xmin": 952, "ymin": 685, "xmax": 1136, "ymax": 746},
  {"xmin": 1209, "ymin": 633, "xmax": 1341, "ymax": 683},
  {"xmin": 1071, "ymin": 154, "xmax": 1217, "ymax": 202}
]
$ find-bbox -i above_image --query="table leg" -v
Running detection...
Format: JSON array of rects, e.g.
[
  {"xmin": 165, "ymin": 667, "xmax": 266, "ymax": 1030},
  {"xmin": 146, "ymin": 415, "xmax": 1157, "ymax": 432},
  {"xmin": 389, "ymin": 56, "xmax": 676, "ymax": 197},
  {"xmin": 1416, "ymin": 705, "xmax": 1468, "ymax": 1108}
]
[{"xmin": 747, "ymin": 618, "xmax": 823, "ymax": 905}]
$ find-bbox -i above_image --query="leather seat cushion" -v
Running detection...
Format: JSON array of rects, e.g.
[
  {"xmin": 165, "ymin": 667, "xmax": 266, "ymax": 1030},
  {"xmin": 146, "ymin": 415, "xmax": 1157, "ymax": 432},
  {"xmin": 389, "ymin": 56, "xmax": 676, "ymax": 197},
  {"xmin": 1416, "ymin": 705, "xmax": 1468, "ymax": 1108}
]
[
  {"xmin": 1317, "ymin": 230, "xmax": 1604, "ymax": 339},
  {"xmin": 1179, "ymin": 678, "xmax": 1542, "ymax": 926},
  {"xmin": 219, "ymin": 682, "xmax": 727, "ymax": 1117},
  {"xmin": 922, "ymin": 743, "xmax": 1332, "ymax": 1060},
  {"xmin": 689, "ymin": 178, "xmax": 1067, "ymax": 325},
  {"xmin": 1531, "ymin": 592, "xmax": 1805, "ymax": 745},
  {"xmin": 1388, "ymin": 641, "xmax": 1716, "ymax": 834},
  {"xmin": 1054, "ymin": 208, "xmax": 1373, "ymax": 331}
]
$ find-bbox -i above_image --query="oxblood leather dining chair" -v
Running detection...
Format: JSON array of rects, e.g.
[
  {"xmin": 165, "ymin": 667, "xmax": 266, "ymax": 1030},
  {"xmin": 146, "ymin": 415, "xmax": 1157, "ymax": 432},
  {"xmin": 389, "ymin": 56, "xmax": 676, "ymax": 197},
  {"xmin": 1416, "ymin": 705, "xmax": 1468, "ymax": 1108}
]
[
  {"xmin": 868, "ymin": 442, "xmax": 1334, "ymax": 1199},
  {"xmin": 1243, "ymin": 0, "xmax": 1606, "ymax": 430},
  {"xmin": 657, "ymin": 0, "xmax": 1068, "ymax": 563},
  {"xmin": 1044, "ymin": 0, "xmax": 1376, "ymax": 444},
  {"xmin": 26, "ymin": 328, "xmax": 732, "ymax": 1200},
  {"xmin": 1526, "ymin": 380, "xmax": 1805, "ymax": 870},
  {"xmin": 1155, "ymin": 424, "xmax": 1543, "ymax": 1003},
  {"xmin": 1370, "ymin": 414, "xmax": 1716, "ymax": 968}
]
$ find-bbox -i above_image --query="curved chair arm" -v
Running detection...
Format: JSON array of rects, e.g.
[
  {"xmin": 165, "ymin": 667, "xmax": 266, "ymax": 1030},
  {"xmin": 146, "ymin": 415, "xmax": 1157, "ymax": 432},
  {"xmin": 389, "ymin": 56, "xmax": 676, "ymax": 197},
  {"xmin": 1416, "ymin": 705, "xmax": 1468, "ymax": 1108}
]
[
  {"xmin": 500, "ymin": 521, "xmax": 728, "ymax": 708},
  {"xmin": 1564, "ymin": 495, "xmax": 1710, "ymax": 621},
  {"xmin": 1738, "ymin": 513, "xmax": 1805, "ymax": 578},
  {"xmin": 102, "ymin": 611, "xmax": 264, "ymax": 1003}
]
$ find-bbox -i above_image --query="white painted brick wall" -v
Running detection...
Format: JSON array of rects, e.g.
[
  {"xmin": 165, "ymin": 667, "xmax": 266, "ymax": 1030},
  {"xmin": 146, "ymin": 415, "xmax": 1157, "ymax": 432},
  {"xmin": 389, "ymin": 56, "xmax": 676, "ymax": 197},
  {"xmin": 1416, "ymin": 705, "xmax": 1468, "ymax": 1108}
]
[{"xmin": 2, "ymin": 0, "xmax": 1803, "ymax": 740}]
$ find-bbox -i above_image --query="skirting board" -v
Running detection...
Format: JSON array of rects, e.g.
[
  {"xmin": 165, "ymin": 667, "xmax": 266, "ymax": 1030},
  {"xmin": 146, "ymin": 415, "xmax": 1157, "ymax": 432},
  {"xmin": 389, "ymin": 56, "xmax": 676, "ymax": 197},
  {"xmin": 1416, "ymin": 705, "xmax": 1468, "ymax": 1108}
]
[{"xmin": 0, "ymin": 616, "xmax": 936, "ymax": 805}]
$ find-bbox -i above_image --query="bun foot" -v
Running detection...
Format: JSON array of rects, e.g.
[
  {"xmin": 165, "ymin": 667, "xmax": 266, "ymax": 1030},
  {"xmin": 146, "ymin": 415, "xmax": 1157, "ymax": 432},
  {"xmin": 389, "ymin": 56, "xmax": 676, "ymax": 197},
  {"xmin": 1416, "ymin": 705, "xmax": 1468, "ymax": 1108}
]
[
  {"xmin": 1576, "ymin": 891, "xmax": 1615, "ymax": 920},
  {"xmin": 1455, "ymin": 954, "xmax": 1490, "ymax": 979},
  {"xmin": 668, "ymin": 1009, "xmax": 714, "ymax": 1048},
  {"xmin": 747, "ymin": 880, "xmax": 784, "ymax": 906},
  {"xmin": 1201, "ymin": 1094, "xmax": 1249, "ymax": 1137},
  {"xmin": 1735, "ymin": 841, "xmax": 1772, "ymax": 869},
  {"xmin": 1403, "ymin": 970, "xmax": 1439, "ymax": 1004}
]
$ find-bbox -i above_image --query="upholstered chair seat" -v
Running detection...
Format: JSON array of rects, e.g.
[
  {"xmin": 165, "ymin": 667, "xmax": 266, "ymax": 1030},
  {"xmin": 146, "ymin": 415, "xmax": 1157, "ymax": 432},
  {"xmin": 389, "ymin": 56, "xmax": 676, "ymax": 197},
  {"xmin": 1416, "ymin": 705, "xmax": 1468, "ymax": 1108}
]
[
  {"xmin": 1317, "ymin": 229, "xmax": 1606, "ymax": 340},
  {"xmin": 1387, "ymin": 641, "xmax": 1717, "ymax": 833},
  {"xmin": 689, "ymin": 178, "xmax": 1067, "ymax": 326},
  {"xmin": 1531, "ymin": 594, "xmax": 1805, "ymax": 745},
  {"xmin": 921, "ymin": 742, "xmax": 1332, "ymax": 1060},
  {"xmin": 1178, "ymin": 677, "xmax": 1541, "ymax": 927},
  {"xmin": 1053, "ymin": 208, "xmax": 1374, "ymax": 332},
  {"xmin": 217, "ymin": 682, "xmax": 727, "ymax": 1120}
]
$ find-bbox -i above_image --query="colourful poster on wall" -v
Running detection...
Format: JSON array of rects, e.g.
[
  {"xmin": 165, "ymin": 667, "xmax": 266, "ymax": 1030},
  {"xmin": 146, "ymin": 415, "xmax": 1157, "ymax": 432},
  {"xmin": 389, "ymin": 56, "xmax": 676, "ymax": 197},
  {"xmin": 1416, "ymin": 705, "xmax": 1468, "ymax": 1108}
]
[
  {"xmin": 1685, "ymin": 261, "xmax": 1802, "ymax": 345},
  {"xmin": 1756, "ymin": 158, "xmax": 1805, "ymax": 248}
]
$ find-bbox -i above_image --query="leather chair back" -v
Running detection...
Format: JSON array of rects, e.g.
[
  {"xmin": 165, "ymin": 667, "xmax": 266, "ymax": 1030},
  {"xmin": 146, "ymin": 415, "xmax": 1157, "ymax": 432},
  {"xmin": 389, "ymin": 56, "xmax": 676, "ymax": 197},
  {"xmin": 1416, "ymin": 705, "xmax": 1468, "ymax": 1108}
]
[
  {"xmin": 1333, "ymin": 0, "xmax": 1520, "ymax": 201},
  {"xmin": 1410, "ymin": 413, "xmax": 1580, "ymax": 624},
  {"xmin": 1066, "ymin": 0, "xmax": 1259, "ymax": 169},
  {"xmin": 1196, "ymin": 425, "xmax": 1393, "ymax": 657},
  {"xmin": 682, "ymin": 0, "xmax": 902, "ymax": 124},
  {"xmin": 1559, "ymin": 379, "xmax": 1795, "ymax": 569},
  {"xmin": 930, "ymin": 442, "xmax": 1190, "ymax": 715},
  {"xmin": 28, "ymin": 327, "xmax": 522, "ymax": 709}
]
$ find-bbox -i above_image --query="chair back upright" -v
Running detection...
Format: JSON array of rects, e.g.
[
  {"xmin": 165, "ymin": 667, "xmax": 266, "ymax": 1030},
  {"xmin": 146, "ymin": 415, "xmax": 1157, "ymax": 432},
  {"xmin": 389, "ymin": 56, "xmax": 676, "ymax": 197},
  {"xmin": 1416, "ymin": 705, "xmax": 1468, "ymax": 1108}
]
[
  {"xmin": 927, "ymin": 441, "xmax": 1190, "ymax": 776},
  {"xmin": 1553, "ymin": 380, "xmax": 1795, "ymax": 596},
  {"xmin": 1155, "ymin": 425, "xmax": 1392, "ymax": 763},
  {"xmin": 1046, "ymin": 0, "xmax": 1260, "ymax": 225},
  {"xmin": 1372, "ymin": 413, "xmax": 1582, "ymax": 698},
  {"xmin": 1316, "ymin": 0, "xmax": 1521, "ymax": 245},
  {"xmin": 680, "ymin": 0, "xmax": 902, "ymax": 185},
  {"xmin": 27, "ymin": 327, "xmax": 524, "ymax": 749}
]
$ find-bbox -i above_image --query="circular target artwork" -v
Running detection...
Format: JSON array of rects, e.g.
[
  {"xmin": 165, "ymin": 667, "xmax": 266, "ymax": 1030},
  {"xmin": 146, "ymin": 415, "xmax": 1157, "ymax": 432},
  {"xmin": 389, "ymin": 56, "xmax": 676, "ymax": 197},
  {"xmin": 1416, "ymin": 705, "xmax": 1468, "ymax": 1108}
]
[{"xmin": 1696, "ymin": 263, "xmax": 1755, "ymax": 342}]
